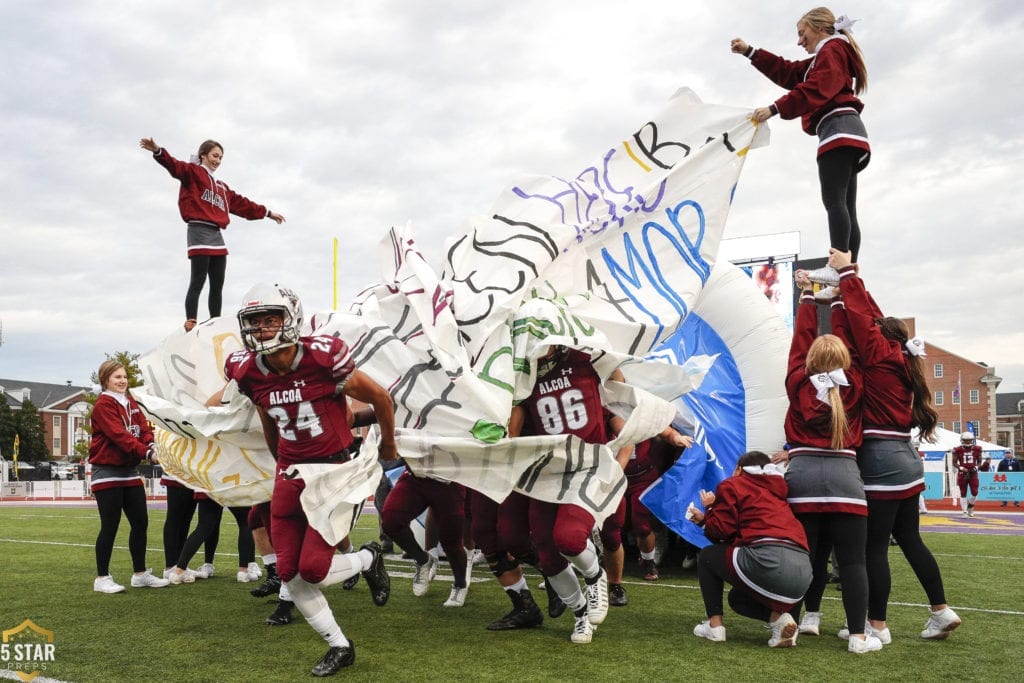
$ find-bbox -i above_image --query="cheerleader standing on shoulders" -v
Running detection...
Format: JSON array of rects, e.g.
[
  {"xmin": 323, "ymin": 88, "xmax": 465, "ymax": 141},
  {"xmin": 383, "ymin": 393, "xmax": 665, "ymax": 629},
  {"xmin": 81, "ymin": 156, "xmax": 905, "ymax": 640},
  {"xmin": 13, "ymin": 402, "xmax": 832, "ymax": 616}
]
[
  {"xmin": 139, "ymin": 137, "xmax": 285, "ymax": 332},
  {"xmin": 732, "ymin": 7, "xmax": 870, "ymax": 285}
]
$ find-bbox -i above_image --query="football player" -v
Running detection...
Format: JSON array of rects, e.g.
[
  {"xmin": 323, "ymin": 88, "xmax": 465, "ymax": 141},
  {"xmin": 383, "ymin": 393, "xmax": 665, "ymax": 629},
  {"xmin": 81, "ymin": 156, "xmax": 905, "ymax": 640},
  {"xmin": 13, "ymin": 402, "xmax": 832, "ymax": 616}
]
[
  {"xmin": 952, "ymin": 432, "xmax": 982, "ymax": 517},
  {"xmin": 225, "ymin": 283, "xmax": 395, "ymax": 677},
  {"xmin": 510, "ymin": 345, "xmax": 685, "ymax": 643}
]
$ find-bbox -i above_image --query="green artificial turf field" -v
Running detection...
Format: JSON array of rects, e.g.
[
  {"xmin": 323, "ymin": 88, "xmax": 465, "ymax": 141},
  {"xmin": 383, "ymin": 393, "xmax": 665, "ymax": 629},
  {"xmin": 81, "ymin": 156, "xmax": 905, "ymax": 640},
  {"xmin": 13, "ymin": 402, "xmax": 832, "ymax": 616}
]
[{"xmin": 1, "ymin": 505, "xmax": 1021, "ymax": 682}]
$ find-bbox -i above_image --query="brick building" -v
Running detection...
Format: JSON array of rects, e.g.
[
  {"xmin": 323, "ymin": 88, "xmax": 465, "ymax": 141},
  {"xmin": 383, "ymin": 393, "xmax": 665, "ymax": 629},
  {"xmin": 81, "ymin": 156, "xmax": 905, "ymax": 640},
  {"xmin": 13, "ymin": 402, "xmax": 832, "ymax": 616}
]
[
  {"xmin": 899, "ymin": 320, "xmax": 1002, "ymax": 441},
  {"xmin": 1, "ymin": 379, "xmax": 92, "ymax": 460}
]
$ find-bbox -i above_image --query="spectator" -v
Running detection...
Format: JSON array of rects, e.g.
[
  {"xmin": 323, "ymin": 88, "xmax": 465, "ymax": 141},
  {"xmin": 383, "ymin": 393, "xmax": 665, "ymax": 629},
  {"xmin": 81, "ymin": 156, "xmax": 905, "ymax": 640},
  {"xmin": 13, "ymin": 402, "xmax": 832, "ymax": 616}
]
[{"xmin": 997, "ymin": 451, "xmax": 1022, "ymax": 507}]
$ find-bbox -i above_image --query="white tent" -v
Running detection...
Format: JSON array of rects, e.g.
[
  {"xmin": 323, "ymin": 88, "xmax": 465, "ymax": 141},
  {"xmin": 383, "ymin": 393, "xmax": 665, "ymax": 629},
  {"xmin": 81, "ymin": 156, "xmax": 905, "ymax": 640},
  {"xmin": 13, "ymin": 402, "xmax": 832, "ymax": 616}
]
[{"xmin": 915, "ymin": 427, "xmax": 1007, "ymax": 455}]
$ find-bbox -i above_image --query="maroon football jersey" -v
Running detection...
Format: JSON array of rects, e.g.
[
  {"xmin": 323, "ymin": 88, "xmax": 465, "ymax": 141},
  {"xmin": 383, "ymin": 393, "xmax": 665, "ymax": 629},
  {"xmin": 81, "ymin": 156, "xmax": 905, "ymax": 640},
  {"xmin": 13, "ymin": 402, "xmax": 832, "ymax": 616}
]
[
  {"xmin": 624, "ymin": 438, "xmax": 658, "ymax": 476},
  {"xmin": 521, "ymin": 348, "xmax": 609, "ymax": 444},
  {"xmin": 225, "ymin": 336, "xmax": 356, "ymax": 466},
  {"xmin": 952, "ymin": 445, "xmax": 982, "ymax": 471}
]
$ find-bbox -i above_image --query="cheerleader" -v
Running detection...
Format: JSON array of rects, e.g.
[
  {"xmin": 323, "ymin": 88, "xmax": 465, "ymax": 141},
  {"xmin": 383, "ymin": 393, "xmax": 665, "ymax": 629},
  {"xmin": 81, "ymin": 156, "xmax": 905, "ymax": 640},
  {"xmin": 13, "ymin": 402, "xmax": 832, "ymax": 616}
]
[{"xmin": 774, "ymin": 271, "xmax": 879, "ymax": 653}]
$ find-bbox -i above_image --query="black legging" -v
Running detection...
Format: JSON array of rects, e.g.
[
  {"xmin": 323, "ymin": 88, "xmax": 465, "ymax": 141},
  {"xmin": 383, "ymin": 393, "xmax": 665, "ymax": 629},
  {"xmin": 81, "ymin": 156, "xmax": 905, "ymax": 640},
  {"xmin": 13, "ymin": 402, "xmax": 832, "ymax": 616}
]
[
  {"xmin": 185, "ymin": 254, "xmax": 227, "ymax": 320},
  {"xmin": 95, "ymin": 486, "xmax": 149, "ymax": 576},
  {"xmin": 176, "ymin": 500, "xmax": 255, "ymax": 569},
  {"xmin": 791, "ymin": 512, "xmax": 868, "ymax": 636},
  {"xmin": 163, "ymin": 485, "xmax": 198, "ymax": 568},
  {"xmin": 866, "ymin": 495, "xmax": 947, "ymax": 620},
  {"xmin": 801, "ymin": 529, "xmax": 834, "ymax": 612},
  {"xmin": 817, "ymin": 146, "xmax": 862, "ymax": 262},
  {"xmin": 697, "ymin": 542, "xmax": 773, "ymax": 622}
]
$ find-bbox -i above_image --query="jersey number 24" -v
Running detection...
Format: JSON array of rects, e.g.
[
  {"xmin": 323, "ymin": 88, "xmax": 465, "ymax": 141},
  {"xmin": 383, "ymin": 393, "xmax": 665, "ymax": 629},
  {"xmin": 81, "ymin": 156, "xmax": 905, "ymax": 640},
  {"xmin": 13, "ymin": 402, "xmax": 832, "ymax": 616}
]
[{"xmin": 266, "ymin": 401, "xmax": 323, "ymax": 441}]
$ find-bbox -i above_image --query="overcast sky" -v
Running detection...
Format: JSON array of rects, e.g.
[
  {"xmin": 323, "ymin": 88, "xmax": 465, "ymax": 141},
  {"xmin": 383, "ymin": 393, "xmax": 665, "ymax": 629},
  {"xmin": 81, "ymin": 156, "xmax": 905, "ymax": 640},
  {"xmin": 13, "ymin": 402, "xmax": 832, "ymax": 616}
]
[{"xmin": 1, "ymin": 0, "xmax": 1022, "ymax": 395}]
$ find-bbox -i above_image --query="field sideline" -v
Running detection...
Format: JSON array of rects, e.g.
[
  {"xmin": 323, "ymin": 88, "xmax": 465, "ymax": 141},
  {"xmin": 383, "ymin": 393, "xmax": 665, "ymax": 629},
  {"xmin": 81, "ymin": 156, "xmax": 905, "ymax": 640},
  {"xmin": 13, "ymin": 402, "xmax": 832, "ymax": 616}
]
[{"xmin": 1, "ymin": 505, "xmax": 1022, "ymax": 682}]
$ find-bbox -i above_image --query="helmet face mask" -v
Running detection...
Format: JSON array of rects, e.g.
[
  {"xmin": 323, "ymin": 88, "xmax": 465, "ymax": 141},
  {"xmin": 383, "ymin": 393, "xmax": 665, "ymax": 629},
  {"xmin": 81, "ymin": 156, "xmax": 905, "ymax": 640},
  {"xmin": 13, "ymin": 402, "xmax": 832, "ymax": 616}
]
[
  {"xmin": 536, "ymin": 345, "xmax": 569, "ymax": 378},
  {"xmin": 238, "ymin": 283, "xmax": 304, "ymax": 354}
]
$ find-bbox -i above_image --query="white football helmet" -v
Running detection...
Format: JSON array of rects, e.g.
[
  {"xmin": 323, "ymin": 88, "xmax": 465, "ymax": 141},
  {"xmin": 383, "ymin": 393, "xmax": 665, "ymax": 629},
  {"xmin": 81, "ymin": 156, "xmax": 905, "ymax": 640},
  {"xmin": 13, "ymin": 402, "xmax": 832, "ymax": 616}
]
[
  {"xmin": 237, "ymin": 283, "xmax": 303, "ymax": 354},
  {"xmin": 960, "ymin": 431, "xmax": 975, "ymax": 447}
]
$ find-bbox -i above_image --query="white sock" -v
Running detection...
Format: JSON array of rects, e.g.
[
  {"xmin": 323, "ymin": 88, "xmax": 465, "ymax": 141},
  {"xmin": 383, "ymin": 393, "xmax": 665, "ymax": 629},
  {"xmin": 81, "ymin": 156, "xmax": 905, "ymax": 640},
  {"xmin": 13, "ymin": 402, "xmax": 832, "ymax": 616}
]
[
  {"xmin": 547, "ymin": 565, "xmax": 585, "ymax": 611},
  {"xmin": 317, "ymin": 553, "xmax": 362, "ymax": 588},
  {"xmin": 640, "ymin": 549, "xmax": 656, "ymax": 561},
  {"xmin": 565, "ymin": 539, "xmax": 601, "ymax": 581},
  {"xmin": 305, "ymin": 606, "xmax": 349, "ymax": 648},
  {"xmin": 262, "ymin": 553, "xmax": 277, "ymax": 565},
  {"xmin": 279, "ymin": 582, "xmax": 291, "ymax": 601},
  {"xmin": 507, "ymin": 576, "xmax": 527, "ymax": 593},
  {"xmin": 286, "ymin": 577, "xmax": 327, "ymax": 618}
]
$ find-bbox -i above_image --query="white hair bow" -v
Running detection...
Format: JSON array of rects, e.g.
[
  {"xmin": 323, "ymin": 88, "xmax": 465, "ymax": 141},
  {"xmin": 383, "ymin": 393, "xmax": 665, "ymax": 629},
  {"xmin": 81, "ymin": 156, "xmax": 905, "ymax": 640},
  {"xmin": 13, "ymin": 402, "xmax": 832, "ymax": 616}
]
[
  {"xmin": 834, "ymin": 15, "xmax": 859, "ymax": 32},
  {"xmin": 905, "ymin": 337, "xmax": 927, "ymax": 357},
  {"xmin": 742, "ymin": 463, "xmax": 786, "ymax": 477},
  {"xmin": 809, "ymin": 368, "xmax": 849, "ymax": 405}
]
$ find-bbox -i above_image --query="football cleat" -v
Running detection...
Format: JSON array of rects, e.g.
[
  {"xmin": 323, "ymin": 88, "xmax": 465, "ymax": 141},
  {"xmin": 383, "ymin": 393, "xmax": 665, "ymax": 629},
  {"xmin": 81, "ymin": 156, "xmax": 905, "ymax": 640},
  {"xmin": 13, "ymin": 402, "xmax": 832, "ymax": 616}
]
[
  {"xmin": 311, "ymin": 641, "xmax": 355, "ymax": 677},
  {"xmin": 266, "ymin": 599, "xmax": 294, "ymax": 626},
  {"xmin": 486, "ymin": 589, "xmax": 543, "ymax": 631},
  {"xmin": 542, "ymin": 577, "xmax": 566, "ymax": 618},
  {"xmin": 570, "ymin": 612, "xmax": 594, "ymax": 644},
  {"xmin": 250, "ymin": 564, "xmax": 281, "ymax": 598},
  {"xmin": 641, "ymin": 558, "xmax": 659, "ymax": 581},
  {"xmin": 359, "ymin": 541, "xmax": 391, "ymax": 607},
  {"xmin": 608, "ymin": 583, "xmax": 628, "ymax": 607},
  {"xmin": 584, "ymin": 569, "xmax": 609, "ymax": 625}
]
